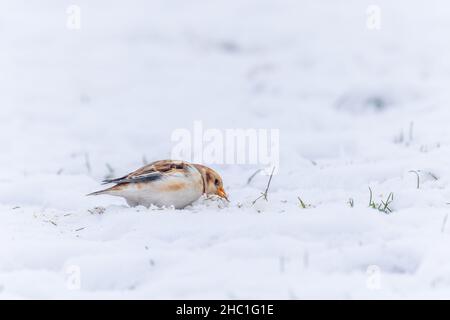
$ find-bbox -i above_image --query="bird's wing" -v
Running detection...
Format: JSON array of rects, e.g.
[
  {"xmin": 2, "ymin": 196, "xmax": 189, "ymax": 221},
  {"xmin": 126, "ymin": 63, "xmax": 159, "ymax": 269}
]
[{"xmin": 102, "ymin": 160, "xmax": 189, "ymax": 185}]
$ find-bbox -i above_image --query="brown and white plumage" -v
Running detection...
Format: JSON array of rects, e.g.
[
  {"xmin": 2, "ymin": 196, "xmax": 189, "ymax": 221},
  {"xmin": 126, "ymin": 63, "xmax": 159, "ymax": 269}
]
[{"xmin": 88, "ymin": 160, "xmax": 228, "ymax": 209}]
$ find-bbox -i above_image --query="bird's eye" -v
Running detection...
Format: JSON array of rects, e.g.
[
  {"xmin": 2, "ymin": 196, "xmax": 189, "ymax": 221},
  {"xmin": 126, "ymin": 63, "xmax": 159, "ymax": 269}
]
[{"xmin": 214, "ymin": 179, "xmax": 220, "ymax": 186}]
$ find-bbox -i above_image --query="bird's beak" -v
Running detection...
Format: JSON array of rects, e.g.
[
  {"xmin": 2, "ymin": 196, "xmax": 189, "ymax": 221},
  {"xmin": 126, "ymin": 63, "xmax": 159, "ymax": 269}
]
[{"xmin": 217, "ymin": 187, "xmax": 229, "ymax": 202}]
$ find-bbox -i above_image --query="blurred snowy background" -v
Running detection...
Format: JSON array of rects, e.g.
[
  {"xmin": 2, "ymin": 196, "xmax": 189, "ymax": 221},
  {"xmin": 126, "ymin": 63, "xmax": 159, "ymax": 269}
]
[{"xmin": 2, "ymin": 0, "xmax": 450, "ymax": 299}]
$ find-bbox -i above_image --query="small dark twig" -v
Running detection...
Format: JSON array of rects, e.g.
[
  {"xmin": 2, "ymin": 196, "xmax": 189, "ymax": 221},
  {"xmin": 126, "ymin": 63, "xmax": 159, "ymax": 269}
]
[
  {"xmin": 409, "ymin": 170, "xmax": 420, "ymax": 189},
  {"xmin": 427, "ymin": 172, "xmax": 439, "ymax": 181},
  {"xmin": 247, "ymin": 169, "xmax": 263, "ymax": 185},
  {"xmin": 45, "ymin": 220, "xmax": 57, "ymax": 226},
  {"xmin": 348, "ymin": 198, "xmax": 354, "ymax": 208},
  {"xmin": 252, "ymin": 167, "xmax": 275, "ymax": 205}
]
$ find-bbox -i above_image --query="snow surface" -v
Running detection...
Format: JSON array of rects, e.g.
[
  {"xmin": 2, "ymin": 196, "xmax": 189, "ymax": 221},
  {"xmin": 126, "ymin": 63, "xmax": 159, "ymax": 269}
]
[{"xmin": 2, "ymin": 0, "xmax": 450, "ymax": 299}]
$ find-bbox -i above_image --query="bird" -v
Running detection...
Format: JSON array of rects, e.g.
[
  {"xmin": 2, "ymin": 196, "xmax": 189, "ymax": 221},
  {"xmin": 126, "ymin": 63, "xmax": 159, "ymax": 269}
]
[{"xmin": 87, "ymin": 160, "xmax": 228, "ymax": 209}]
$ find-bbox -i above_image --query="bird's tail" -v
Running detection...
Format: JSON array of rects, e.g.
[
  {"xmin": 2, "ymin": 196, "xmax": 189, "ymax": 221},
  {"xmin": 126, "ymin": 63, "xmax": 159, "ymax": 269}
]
[{"xmin": 86, "ymin": 189, "xmax": 110, "ymax": 196}]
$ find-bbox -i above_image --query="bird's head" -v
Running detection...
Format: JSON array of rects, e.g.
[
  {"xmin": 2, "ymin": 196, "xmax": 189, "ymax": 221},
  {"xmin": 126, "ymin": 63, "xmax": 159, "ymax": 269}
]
[{"xmin": 193, "ymin": 164, "xmax": 229, "ymax": 201}]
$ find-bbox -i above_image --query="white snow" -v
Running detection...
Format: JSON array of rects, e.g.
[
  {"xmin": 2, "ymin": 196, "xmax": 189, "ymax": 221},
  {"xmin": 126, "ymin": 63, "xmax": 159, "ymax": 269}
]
[{"xmin": 2, "ymin": 0, "xmax": 450, "ymax": 299}]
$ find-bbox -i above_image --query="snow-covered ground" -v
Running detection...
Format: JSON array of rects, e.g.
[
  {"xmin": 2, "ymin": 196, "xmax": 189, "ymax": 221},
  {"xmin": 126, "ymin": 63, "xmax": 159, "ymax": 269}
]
[{"xmin": 2, "ymin": 0, "xmax": 450, "ymax": 299}]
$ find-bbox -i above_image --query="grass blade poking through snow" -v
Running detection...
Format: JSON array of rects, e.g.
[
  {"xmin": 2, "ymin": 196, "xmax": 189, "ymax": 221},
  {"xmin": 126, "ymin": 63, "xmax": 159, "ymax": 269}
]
[
  {"xmin": 369, "ymin": 187, "xmax": 394, "ymax": 214},
  {"xmin": 298, "ymin": 197, "xmax": 312, "ymax": 209}
]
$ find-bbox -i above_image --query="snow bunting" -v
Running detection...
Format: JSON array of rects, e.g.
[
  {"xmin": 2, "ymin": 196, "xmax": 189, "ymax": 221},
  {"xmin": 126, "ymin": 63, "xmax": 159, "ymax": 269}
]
[{"xmin": 88, "ymin": 160, "xmax": 228, "ymax": 209}]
